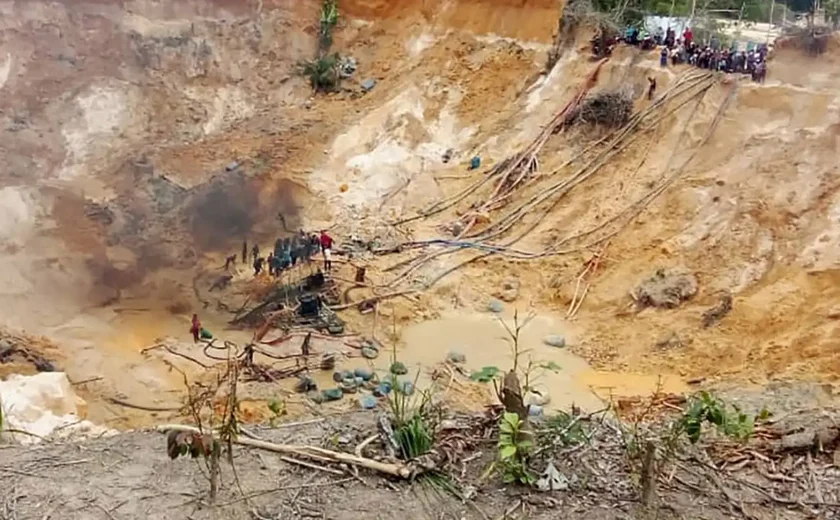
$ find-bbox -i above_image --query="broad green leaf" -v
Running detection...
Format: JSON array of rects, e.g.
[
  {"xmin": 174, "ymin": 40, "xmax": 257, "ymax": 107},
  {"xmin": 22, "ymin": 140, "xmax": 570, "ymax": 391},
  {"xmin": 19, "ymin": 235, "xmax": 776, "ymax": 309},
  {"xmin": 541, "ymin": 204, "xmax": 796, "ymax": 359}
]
[{"xmin": 499, "ymin": 445, "xmax": 517, "ymax": 460}]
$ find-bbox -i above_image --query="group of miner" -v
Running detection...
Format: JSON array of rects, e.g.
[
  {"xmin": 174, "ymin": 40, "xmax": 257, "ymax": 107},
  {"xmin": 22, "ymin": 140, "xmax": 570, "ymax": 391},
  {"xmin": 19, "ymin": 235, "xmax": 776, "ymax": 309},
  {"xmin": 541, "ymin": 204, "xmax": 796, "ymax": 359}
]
[{"xmin": 225, "ymin": 230, "xmax": 335, "ymax": 277}]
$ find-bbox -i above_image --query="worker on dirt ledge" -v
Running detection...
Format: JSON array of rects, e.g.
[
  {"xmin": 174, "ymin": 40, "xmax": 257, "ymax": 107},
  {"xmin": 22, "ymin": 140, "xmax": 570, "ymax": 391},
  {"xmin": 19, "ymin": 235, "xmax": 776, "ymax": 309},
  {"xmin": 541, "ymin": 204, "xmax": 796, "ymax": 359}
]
[
  {"xmin": 242, "ymin": 239, "xmax": 248, "ymax": 264},
  {"xmin": 251, "ymin": 243, "xmax": 260, "ymax": 263},
  {"xmin": 224, "ymin": 253, "xmax": 237, "ymax": 270},
  {"xmin": 320, "ymin": 230, "xmax": 334, "ymax": 273},
  {"xmin": 253, "ymin": 254, "xmax": 264, "ymax": 276},
  {"xmin": 647, "ymin": 77, "xmax": 656, "ymax": 100},
  {"xmin": 190, "ymin": 314, "xmax": 201, "ymax": 343},
  {"xmin": 266, "ymin": 252, "xmax": 275, "ymax": 276}
]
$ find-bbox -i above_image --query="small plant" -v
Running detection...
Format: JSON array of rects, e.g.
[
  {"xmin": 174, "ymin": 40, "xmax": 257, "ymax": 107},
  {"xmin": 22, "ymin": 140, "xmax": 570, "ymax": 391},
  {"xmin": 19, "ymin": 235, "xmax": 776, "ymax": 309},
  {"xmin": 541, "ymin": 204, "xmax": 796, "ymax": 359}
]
[
  {"xmin": 469, "ymin": 365, "xmax": 501, "ymax": 383},
  {"xmin": 673, "ymin": 391, "xmax": 763, "ymax": 444},
  {"xmin": 300, "ymin": 54, "xmax": 340, "ymax": 92},
  {"xmin": 386, "ymin": 345, "xmax": 439, "ymax": 461},
  {"xmin": 268, "ymin": 398, "xmax": 286, "ymax": 426},
  {"xmin": 319, "ymin": 0, "xmax": 340, "ymax": 53},
  {"xmin": 167, "ymin": 430, "xmax": 222, "ymax": 461},
  {"xmin": 542, "ymin": 411, "xmax": 587, "ymax": 447},
  {"xmin": 495, "ymin": 412, "xmax": 535, "ymax": 485},
  {"xmin": 390, "ymin": 361, "xmax": 408, "ymax": 375},
  {"xmin": 165, "ymin": 353, "xmax": 243, "ymax": 502}
]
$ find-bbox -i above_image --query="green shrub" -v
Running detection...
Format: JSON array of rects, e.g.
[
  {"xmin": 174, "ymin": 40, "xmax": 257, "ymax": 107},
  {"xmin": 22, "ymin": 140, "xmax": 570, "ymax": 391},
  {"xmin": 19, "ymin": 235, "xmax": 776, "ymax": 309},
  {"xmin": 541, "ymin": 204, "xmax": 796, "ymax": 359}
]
[{"xmin": 300, "ymin": 54, "xmax": 340, "ymax": 92}]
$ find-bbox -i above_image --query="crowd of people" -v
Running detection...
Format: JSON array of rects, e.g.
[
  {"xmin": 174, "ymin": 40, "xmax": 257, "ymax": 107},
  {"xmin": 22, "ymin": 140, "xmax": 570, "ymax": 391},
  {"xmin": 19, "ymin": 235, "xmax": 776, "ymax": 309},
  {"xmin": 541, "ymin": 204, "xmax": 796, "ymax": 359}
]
[
  {"xmin": 592, "ymin": 24, "xmax": 769, "ymax": 83},
  {"xmin": 225, "ymin": 230, "xmax": 335, "ymax": 278}
]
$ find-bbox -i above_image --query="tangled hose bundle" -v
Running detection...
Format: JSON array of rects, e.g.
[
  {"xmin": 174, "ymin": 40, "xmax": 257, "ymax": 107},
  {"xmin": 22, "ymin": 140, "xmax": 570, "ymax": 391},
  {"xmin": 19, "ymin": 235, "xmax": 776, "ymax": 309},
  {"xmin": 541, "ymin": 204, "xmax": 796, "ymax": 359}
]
[{"xmin": 565, "ymin": 89, "xmax": 633, "ymax": 128}]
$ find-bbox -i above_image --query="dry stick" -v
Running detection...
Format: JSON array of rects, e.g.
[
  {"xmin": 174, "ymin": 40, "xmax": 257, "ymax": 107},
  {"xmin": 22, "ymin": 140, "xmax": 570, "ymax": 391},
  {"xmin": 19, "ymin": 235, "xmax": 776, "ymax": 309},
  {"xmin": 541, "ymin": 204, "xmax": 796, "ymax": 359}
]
[
  {"xmin": 69, "ymin": 376, "xmax": 103, "ymax": 386},
  {"xmin": 106, "ymin": 398, "xmax": 181, "ymax": 412},
  {"xmin": 640, "ymin": 440, "xmax": 657, "ymax": 510},
  {"xmin": 388, "ymin": 248, "xmax": 454, "ymax": 287},
  {"xmin": 354, "ymin": 434, "xmax": 380, "ymax": 458},
  {"xmin": 163, "ymin": 346, "xmax": 211, "ymax": 368},
  {"xmin": 568, "ymin": 240, "xmax": 610, "ymax": 318},
  {"xmin": 328, "ymin": 290, "xmax": 416, "ymax": 311},
  {"xmin": 156, "ymin": 424, "xmax": 413, "ymax": 478},
  {"xmin": 279, "ymin": 455, "xmax": 345, "ymax": 476},
  {"xmin": 262, "ymin": 418, "xmax": 326, "ymax": 430},
  {"xmin": 390, "ymin": 174, "xmax": 496, "ymax": 226},
  {"xmin": 567, "ymin": 263, "xmax": 593, "ymax": 317}
]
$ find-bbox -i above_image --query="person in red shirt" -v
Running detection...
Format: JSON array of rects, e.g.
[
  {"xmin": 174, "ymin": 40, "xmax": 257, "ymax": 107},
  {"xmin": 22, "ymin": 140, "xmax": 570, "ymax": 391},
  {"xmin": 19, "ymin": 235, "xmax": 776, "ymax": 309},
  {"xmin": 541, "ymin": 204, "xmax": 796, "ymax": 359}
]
[
  {"xmin": 189, "ymin": 314, "xmax": 201, "ymax": 343},
  {"xmin": 683, "ymin": 27, "xmax": 693, "ymax": 47},
  {"xmin": 319, "ymin": 230, "xmax": 334, "ymax": 272}
]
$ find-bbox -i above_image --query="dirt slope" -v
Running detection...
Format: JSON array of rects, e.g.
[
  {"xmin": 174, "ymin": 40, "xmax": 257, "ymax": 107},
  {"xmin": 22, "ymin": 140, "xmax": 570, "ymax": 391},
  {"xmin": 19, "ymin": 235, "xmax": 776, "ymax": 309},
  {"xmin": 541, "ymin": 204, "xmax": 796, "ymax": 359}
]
[{"xmin": 0, "ymin": 0, "xmax": 838, "ymax": 428}]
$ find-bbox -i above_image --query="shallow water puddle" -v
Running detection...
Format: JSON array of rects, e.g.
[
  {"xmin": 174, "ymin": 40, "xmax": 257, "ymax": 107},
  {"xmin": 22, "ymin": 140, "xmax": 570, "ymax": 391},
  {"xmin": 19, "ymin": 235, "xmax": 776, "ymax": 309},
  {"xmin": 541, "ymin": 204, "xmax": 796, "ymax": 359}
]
[
  {"xmin": 386, "ymin": 312, "xmax": 687, "ymax": 413},
  {"xmin": 392, "ymin": 312, "xmax": 601, "ymax": 411}
]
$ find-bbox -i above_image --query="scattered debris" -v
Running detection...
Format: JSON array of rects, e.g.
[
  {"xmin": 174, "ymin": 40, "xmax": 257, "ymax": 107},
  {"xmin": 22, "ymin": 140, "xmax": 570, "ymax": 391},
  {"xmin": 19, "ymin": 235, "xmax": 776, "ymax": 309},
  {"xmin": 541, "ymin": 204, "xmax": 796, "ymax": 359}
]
[
  {"xmin": 232, "ymin": 274, "xmax": 344, "ymax": 335},
  {"xmin": 295, "ymin": 375, "xmax": 317, "ymax": 393},
  {"xmin": 358, "ymin": 395, "xmax": 377, "ymax": 409},
  {"xmin": 360, "ymin": 78, "xmax": 376, "ymax": 92},
  {"xmin": 225, "ymin": 161, "xmax": 240, "ymax": 171},
  {"xmin": 632, "ymin": 268, "xmax": 698, "ymax": 309},
  {"xmin": 495, "ymin": 279, "xmax": 520, "ymax": 302},
  {"xmin": 468, "ymin": 155, "xmax": 481, "ymax": 170},
  {"xmin": 446, "ymin": 351, "xmax": 466, "ymax": 364},
  {"xmin": 320, "ymin": 354, "xmax": 336, "ymax": 371},
  {"xmin": 0, "ymin": 331, "xmax": 57, "ymax": 373},
  {"xmin": 654, "ymin": 331, "xmax": 685, "ymax": 350},
  {"xmin": 338, "ymin": 56, "xmax": 357, "ymax": 78},
  {"xmin": 208, "ymin": 274, "xmax": 233, "ymax": 292},
  {"xmin": 487, "ymin": 299, "xmax": 504, "ymax": 313},
  {"xmin": 83, "ymin": 201, "xmax": 115, "ymax": 225},
  {"xmin": 353, "ymin": 367, "xmax": 373, "ymax": 381},
  {"xmin": 321, "ymin": 388, "xmax": 344, "ymax": 402},
  {"xmin": 536, "ymin": 461, "xmax": 569, "ymax": 491},
  {"xmin": 397, "ymin": 380, "xmax": 414, "ymax": 396},
  {"xmin": 702, "ymin": 293, "xmax": 733, "ymax": 328},
  {"xmin": 442, "ymin": 148, "xmax": 454, "ymax": 163},
  {"xmin": 373, "ymin": 381, "xmax": 392, "ymax": 397},
  {"xmin": 543, "ymin": 335, "xmax": 566, "ymax": 348},
  {"xmin": 564, "ymin": 89, "xmax": 633, "ymax": 128},
  {"xmin": 389, "ymin": 361, "xmax": 408, "ymax": 375},
  {"xmin": 528, "ymin": 404, "xmax": 544, "ymax": 417},
  {"xmin": 525, "ymin": 387, "xmax": 551, "ymax": 406}
]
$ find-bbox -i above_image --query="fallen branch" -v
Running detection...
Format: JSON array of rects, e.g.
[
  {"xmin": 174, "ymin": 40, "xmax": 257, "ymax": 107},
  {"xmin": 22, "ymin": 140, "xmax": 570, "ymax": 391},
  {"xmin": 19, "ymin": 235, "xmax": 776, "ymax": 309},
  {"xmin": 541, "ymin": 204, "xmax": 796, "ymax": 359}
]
[
  {"xmin": 107, "ymin": 398, "xmax": 182, "ymax": 412},
  {"xmin": 279, "ymin": 455, "xmax": 345, "ymax": 475},
  {"xmin": 156, "ymin": 424, "xmax": 415, "ymax": 478},
  {"xmin": 328, "ymin": 290, "xmax": 417, "ymax": 311}
]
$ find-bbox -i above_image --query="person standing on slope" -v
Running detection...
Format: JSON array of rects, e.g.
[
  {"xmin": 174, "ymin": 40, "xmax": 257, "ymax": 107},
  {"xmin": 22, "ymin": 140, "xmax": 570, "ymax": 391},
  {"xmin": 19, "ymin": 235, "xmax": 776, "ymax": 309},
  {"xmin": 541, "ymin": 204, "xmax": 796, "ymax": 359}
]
[
  {"xmin": 190, "ymin": 314, "xmax": 201, "ymax": 343},
  {"xmin": 319, "ymin": 230, "xmax": 334, "ymax": 273}
]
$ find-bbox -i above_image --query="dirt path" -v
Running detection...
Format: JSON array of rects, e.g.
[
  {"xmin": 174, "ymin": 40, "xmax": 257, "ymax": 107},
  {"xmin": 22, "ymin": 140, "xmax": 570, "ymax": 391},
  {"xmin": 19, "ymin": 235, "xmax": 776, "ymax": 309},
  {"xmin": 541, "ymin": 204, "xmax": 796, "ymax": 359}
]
[{"xmin": 2, "ymin": 410, "xmax": 838, "ymax": 520}]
